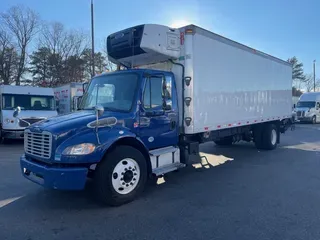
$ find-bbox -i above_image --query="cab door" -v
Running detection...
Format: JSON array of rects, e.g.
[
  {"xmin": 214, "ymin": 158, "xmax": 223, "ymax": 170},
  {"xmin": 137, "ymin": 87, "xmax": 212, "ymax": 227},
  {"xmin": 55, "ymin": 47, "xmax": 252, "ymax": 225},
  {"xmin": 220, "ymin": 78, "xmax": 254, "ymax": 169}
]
[{"xmin": 139, "ymin": 73, "xmax": 179, "ymax": 150}]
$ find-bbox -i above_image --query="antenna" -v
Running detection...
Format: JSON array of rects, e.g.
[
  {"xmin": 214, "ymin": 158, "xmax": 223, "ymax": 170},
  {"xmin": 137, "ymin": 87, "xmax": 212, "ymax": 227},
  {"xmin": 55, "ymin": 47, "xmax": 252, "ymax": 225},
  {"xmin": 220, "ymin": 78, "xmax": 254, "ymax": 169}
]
[{"xmin": 91, "ymin": 0, "xmax": 95, "ymax": 77}]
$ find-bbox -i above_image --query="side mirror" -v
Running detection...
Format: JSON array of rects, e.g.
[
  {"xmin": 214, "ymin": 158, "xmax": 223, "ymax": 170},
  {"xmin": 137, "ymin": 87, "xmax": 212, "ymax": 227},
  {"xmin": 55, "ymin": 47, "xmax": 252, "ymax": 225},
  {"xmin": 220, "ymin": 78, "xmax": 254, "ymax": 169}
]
[
  {"xmin": 163, "ymin": 100, "xmax": 172, "ymax": 111},
  {"xmin": 95, "ymin": 105, "xmax": 104, "ymax": 118},
  {"xmin": 13, "ymin": 106, "xmax": 21, "ymax": 118},
  {"xmin": 83, "ymin": 82, "xmax": 89, "ymax": 93}
]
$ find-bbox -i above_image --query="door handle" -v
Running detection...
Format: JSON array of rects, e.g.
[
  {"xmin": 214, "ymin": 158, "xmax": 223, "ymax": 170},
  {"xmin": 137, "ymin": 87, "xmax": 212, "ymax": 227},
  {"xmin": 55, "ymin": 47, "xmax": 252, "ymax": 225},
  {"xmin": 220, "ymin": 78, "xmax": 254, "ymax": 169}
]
[{"xmin": 170, "ymin": 120, "xmax": 176, "ymax": 130}]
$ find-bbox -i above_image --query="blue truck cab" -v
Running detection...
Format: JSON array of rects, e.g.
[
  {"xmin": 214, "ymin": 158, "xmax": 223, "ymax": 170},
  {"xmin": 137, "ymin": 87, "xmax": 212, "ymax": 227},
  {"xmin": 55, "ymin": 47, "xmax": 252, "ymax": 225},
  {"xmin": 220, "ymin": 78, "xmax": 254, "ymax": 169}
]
[{"xmin": 20, "ymin": 68, "xmax": 183, "ymax": 206}]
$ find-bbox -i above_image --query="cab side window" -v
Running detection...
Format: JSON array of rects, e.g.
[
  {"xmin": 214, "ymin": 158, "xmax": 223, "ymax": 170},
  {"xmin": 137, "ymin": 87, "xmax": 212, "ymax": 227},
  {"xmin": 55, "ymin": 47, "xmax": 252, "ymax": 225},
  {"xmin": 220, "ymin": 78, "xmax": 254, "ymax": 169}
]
[{"xmin": 143, "ymin": 77, "xmax": 163, "ymax": 109}]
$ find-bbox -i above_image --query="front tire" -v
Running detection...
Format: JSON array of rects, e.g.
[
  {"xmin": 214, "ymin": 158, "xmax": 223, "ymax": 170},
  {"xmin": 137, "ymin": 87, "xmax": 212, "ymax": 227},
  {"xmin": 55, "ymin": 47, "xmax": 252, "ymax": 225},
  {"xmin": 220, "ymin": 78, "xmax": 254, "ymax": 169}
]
[
  {"xmin": 94, "ymin": 145, "xmax": 148, "ymax": 206},
  {"xmin": 312, "ymin": 116, "xmax": 316, "ymax": 124}
]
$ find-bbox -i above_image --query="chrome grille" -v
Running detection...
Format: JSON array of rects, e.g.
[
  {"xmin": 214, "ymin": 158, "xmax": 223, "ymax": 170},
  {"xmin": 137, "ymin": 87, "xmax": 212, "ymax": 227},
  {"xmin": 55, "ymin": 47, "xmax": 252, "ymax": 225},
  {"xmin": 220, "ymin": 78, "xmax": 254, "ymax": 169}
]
[
  {"xmin": 24, "ymin": 130, "xmax": 52, "ymax": 159},
  {"xmin": 297, "ymin": 111, "xmax": 305, "ymax": 117},
  {"xmin": 19, "ymin": 118, "xmax": 43, "ymax": 127}
]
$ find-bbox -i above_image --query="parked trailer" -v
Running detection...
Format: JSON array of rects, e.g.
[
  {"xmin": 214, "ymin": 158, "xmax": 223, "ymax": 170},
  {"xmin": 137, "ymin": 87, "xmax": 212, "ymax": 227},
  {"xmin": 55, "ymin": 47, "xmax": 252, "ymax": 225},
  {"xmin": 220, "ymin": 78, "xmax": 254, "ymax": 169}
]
[
  {"xmin": 20, "ymin": 24, "xmax": 294, "ymax": 206},
  {"xmin": 54, "ymin": 83, "xmax": 84, "ymax": 114},
  {"xmin": 0, "ymin": 85, "xmax": 57, "ymax": 141}
]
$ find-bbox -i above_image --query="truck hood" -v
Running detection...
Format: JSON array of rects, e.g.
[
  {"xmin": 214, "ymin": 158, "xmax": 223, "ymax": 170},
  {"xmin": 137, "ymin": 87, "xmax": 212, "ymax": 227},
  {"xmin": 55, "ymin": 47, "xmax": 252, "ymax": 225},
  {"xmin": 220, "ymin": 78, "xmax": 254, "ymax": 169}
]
[
  {"xmin": 31, "ymin": 111, "xmax": 95, "ymax": 129},
  {"xmin": 27, "ymin": 110, "xmax": 133, "ymax": 144},
  {"xmin": 26, "ymin": 110, "xmax": 137, "ymax": 162}
]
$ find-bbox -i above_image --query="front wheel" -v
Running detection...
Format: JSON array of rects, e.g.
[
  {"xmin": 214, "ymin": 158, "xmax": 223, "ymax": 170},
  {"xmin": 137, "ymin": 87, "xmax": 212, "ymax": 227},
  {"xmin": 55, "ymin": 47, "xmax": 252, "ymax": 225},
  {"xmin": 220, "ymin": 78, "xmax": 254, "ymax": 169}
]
[
  {"xmin": 94, "ymin": 146, "xmax": 148, "ymax": 206},
  {"xmin": 312, "ymin": 116, "xmax": 316, "ymax": 124}
]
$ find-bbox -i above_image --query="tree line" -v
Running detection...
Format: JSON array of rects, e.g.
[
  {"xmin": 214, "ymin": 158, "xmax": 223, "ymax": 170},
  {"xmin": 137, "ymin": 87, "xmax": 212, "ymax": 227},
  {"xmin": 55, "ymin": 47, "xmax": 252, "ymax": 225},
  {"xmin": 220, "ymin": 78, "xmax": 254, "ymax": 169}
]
[
  {"xmin": 288, "ymin": 57, "xmax": 320, "ymax": 96},
  {"xmin": 0, "ymin": 5, "xmax": 114, "ymax": 87},
  {"xmin": 0, "ymin": 5, "xmax": 319, "ymax": 93}
]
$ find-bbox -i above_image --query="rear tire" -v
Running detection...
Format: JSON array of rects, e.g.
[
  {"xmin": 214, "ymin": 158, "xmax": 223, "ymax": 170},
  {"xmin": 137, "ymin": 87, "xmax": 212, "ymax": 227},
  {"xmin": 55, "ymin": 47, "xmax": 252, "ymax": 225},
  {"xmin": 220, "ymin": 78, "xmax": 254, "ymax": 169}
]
[
  {"xmin": 94, "ymin": 145, "xmax": 148, "ymax": 206},
  {"xmin": 214, "ymin": 136, "xmax": 233, "ymax": 146},
  {"xmin": 255, "ymin": 124, "xmax": 278, "ymax": 150}
]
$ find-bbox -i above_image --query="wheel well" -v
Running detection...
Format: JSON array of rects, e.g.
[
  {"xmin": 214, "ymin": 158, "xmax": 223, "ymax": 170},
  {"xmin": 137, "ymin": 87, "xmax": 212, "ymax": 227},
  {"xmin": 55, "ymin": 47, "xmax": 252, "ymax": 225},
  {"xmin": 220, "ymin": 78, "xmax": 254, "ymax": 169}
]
[{"xmin": 102, "ymin": 137, "xmax": 152, "ymax": 174}]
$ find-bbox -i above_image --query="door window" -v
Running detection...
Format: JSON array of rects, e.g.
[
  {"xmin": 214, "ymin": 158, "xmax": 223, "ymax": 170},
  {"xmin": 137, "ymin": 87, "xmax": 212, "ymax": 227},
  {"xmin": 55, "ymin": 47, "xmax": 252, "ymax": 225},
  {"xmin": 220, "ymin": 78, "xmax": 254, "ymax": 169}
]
[{"xmin": 143, "ymin": 77, "xmax": 163, "ymax": 109}]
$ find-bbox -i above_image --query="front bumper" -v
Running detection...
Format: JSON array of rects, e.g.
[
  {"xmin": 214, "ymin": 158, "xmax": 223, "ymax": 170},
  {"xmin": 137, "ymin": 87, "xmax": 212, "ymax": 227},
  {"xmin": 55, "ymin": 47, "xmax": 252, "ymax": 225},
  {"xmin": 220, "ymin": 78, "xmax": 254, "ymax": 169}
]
[
  {"xmin": 2, "ymin": 129, "xmax": 24, "ymax": 139},
  {"xmin": 20, "ymin": 155, "xmax": 88, "ymax": 190},
  {"xmin": 297, "ymin": 116, "xmax": 313, "ymax": 122}
]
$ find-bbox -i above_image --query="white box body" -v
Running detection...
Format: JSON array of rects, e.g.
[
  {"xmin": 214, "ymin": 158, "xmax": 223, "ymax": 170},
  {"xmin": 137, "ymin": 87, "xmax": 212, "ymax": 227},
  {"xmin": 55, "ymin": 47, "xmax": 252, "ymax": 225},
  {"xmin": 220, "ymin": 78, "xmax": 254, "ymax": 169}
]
[
  {"xmin": 108, "ymin": 24, "xmax": 293, "ymax": 135},
  {"xmin": 54, "ymin": 83, "xmax": 84, "ymax": 114},
  {"xmin": 143, "ymin": 25, "xmax": 292, "ymax": 134}
]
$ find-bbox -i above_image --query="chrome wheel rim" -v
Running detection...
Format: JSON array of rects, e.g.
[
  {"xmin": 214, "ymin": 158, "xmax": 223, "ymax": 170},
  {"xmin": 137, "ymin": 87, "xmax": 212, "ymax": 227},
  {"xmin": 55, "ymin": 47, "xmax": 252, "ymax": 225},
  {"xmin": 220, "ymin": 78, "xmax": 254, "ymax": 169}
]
[{"xmin": 112, "ymin": 158, "xmax": 140, "ymax": 195}]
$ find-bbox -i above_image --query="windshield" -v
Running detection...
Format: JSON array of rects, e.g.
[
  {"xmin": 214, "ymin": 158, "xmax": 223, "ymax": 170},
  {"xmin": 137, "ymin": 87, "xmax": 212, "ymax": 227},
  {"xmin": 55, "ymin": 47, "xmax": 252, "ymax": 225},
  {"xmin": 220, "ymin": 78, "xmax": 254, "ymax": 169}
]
[
  {"xmin": 81, "ymin": 73, "xmax": 139, "ymax": 111},
  {"xmin": 296, "ymin": 101, "xmax": 316, "ymax": 108},
  {"xmin": 2, "ymin": 94, "xmax": 55, "ymax": 110}
]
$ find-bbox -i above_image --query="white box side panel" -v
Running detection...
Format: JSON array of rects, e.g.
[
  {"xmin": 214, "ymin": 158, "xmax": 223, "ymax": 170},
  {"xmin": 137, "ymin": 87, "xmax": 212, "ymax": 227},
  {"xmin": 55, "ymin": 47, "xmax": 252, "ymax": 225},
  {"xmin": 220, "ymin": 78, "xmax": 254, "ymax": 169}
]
[
  {"xmin": 191, "ymin": 33, "xmax": 292, "ymax": 134},
  {"xmin": 54, "ymin": 85, "xmax": 71, "ymax": 114}
]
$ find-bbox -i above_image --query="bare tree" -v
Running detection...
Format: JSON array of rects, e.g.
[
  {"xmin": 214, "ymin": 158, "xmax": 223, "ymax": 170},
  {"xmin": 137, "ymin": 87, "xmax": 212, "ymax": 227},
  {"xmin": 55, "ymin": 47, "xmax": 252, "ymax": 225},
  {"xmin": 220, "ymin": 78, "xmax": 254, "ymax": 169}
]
[
  {"xmin": 0, "ymin": 29, "xmax": 19, "ymax": 85},
  {"xmin": 36, "ymin": 21, "xmax": 89, "ymax": 85},
  {"xmin": 304, "ymin": 74, "xmax": 320, "ymax": 92},
  {"xmin": 40, "ymin": 22, "xmax": 88, "ymax": 58},
  {"xmin": 40, "ymin": 22, "xmax": 66, "ymax": 55},
  {"xmin": 1, "ymin": 5, "xmax": 39, "ymax": 85}
]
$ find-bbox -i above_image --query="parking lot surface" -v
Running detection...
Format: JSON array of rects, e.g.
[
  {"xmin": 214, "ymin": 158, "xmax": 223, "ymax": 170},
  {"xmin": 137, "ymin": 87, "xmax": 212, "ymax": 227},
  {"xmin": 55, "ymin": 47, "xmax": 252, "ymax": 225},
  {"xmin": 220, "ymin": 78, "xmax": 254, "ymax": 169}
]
[{"xmin": 1, "ymin": 124, "xmax": 320, "ymax": 240}]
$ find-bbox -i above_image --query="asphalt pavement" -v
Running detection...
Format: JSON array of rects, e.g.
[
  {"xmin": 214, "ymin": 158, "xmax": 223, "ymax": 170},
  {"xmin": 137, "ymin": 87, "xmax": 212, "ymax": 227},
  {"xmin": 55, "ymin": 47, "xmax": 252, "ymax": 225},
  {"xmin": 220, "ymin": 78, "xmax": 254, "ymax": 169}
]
[{"xmin": 0, "ymin": 124, "xmax": 320, "ymax": 240}]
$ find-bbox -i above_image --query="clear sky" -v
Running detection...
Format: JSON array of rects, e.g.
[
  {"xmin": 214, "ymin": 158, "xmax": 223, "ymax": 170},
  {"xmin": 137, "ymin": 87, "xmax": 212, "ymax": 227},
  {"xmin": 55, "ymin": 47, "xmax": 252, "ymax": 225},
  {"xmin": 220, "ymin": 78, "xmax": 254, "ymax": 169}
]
[{"xmin": 1, "ymin": 0, "xmax": 319, "ymax": 75}]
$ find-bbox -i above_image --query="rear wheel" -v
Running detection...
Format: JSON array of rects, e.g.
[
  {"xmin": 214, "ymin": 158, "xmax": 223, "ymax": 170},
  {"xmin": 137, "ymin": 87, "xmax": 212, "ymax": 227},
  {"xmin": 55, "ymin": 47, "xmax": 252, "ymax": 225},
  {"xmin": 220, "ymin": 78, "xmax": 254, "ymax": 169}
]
[
  {"xmin": 214, "ymin": 136, "xmax": 233, "ymax": 146},
  {"xmin": 94, "ymin": 146, "xmax": 148, "ymax": 206},
  {"xmin": 255, "ymin": 124, "xmax": 278, "ymax": 150}
]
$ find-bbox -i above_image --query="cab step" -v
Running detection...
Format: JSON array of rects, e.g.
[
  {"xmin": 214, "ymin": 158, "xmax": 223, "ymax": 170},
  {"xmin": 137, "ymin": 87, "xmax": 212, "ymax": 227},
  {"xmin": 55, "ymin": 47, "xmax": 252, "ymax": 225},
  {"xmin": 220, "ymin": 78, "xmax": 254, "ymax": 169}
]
[{"xmin": 152, "ymin": 162, "xmax": 186, "ymax": 176}]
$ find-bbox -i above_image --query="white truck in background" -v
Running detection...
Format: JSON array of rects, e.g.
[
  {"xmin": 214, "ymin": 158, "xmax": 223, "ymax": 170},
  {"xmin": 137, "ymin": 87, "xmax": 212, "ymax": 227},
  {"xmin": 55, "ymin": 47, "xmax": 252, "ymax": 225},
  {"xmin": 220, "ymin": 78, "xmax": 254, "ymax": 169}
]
[
  {"xmin": 0, "ymin": 85, "xmax": 57, "ymax": 141},
  {"xmin": 295, "ymin": 92, "xmax": 320, "ymax": 123},
  {"xmin": 54, "ymin": 83, "xmax": 84, "ymax": 114}
]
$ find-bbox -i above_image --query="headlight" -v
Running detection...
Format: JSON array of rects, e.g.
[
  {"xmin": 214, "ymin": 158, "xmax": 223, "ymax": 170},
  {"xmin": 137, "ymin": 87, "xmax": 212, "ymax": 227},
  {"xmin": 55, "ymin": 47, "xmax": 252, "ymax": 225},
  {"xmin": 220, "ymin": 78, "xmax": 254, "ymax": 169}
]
[
  {"xmin": 5, "ymin": 118, "xmax": 14, "ymax": 124},
  {"xmin": 62, "ymin": 143, "xmax": 96, "ymax": 155},
  {"xmin": 306, "ymin": 111, "xmax": 312, "ymax": 116}
]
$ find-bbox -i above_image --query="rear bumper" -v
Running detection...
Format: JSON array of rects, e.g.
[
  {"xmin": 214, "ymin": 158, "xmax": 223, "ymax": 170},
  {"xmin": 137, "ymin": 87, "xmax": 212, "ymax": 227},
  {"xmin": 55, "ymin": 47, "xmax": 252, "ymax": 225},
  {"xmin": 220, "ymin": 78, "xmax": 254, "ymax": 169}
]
[
  {"xmin": 2, "ymin": 129, "xmax": 24, "ymax": 139},
  {"xmin": 20, "ymin": 155, "xmax": 88, "ymax": 190}
]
